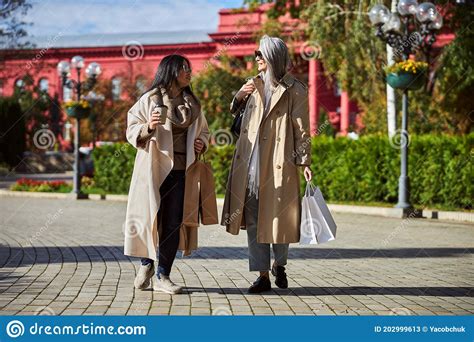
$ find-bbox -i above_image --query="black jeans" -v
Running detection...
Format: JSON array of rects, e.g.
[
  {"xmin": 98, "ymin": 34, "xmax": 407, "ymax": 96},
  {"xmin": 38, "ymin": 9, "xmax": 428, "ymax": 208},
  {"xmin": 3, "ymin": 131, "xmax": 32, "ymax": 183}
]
[{"xmin": 141, "ymin": 170, "xmax": 185, "ymax": 278}]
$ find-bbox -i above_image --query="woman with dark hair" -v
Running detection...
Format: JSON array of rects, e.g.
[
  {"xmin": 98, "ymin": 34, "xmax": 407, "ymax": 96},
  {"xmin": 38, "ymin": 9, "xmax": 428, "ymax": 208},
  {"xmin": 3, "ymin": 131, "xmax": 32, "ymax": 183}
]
[{"xmin": 124, "ymin": 54, "xmax": 209, "ymax": 294}]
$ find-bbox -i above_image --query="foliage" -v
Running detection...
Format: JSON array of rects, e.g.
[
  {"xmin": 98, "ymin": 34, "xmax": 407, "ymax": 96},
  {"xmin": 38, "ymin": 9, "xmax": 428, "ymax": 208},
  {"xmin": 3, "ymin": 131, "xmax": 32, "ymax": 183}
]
[
  {"xmin": 88, "ymin": 133, "xmax": 472, "ymax": 210},
  {"xmin": 243, "ymin": 0, "xmax": 474, "ymax": 134},
  {"xmin": 191, "ymin": 56, "xmax": 255, "ymax": 131},
  {"xmin": 82, "ymin": 75, "xmax": 143, "ymax": 144},
  {"xmin": 309, "ymin": 133, "xmax": 473, "ymax": 210},
  {"xmin": 433, "ymin": 1, "xmax": 474, "ymax": 134},
  {"xmin": 205, "ymin": 144, "xmax": 235, "ymax": 195},
  {"xmin": 91, "ymin": 142, "xmax": 136, "ymax": 194},
  {"xmin": 0, "ymin": 96, "xmax": 25, "ymax": 167}
]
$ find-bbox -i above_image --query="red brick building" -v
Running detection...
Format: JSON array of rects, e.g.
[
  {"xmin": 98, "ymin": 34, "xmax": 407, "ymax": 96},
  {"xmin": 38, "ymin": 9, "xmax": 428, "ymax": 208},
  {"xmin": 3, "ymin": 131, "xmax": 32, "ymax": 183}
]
[{"xmin": 0, "ymin": 4, "xmax": 453, "ymax": 149}]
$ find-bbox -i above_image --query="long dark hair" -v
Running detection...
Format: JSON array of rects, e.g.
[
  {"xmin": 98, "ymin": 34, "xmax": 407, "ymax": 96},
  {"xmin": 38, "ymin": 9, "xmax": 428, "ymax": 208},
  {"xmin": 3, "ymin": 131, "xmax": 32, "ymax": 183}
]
[{"xmin": 144, "ymin": 54, "xmax": 199, "ymax": 104}]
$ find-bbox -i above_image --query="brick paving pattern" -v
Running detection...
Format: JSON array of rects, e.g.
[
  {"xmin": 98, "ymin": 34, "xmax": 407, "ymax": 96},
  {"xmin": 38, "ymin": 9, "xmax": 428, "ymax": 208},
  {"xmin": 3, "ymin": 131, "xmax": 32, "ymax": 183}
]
[{"xmin": 0, "ymin": 197, "xmax": 472, "ymax": 316}]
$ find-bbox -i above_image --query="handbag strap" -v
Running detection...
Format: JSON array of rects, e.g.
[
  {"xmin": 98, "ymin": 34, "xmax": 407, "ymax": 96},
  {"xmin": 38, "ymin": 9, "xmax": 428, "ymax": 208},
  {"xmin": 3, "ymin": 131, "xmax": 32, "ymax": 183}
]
[{"xmin": 196, "ymin": 152, "xmax": 207, "ymax": 162}]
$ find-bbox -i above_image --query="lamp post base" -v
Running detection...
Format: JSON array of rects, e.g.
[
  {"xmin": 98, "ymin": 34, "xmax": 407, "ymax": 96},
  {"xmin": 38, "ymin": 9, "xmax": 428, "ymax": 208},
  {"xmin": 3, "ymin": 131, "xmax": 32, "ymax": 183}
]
[
  {"xmin": 68, "ymin": 191, "xmax": 89, "ymax": 200},
  {"xmin": 395, "ymin": 175, "xmax": 413, "ymax": 209}
]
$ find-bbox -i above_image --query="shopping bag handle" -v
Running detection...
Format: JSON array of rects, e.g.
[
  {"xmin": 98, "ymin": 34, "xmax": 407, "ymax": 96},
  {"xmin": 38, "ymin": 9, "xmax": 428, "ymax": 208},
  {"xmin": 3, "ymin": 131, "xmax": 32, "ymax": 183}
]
[{"xmin": 305, "ymin": 181, "xmax": 317, "ymax": 196}]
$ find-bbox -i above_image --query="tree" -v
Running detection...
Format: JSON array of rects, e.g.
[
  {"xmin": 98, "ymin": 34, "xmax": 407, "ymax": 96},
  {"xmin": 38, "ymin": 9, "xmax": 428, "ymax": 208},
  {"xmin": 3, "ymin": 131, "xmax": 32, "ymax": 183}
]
[
  {"xmin": 244, "ymin": 0, "xmax": 474, "ymax": 134},
  {"xmin": 12, "ymin": 74, "xmax": 51, "ymax": 151},
  {"xmin": 0, "ymin": 0, "xmax": 32, "ymax": 49},
  {"xmin": 191, "ymin": 56, "xmax": 255, "ymax": 132},
  {"xmin": 83, "ymin": 76, "xmax": 139, "ymax": 144}
]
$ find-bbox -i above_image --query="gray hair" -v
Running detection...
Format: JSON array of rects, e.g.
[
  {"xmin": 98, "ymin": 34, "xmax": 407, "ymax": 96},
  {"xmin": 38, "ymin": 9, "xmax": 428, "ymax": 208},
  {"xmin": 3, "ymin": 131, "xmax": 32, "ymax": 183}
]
[{"xmin": 259, "ymin": 35, "xmax": 291, "ymax": 87}]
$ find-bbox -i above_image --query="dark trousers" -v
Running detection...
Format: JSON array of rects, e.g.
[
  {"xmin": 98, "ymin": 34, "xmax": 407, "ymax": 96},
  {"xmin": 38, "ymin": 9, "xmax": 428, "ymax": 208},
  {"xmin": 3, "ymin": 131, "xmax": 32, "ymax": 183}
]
[{"xmin": 141, "ymin": 170, "xmax": 185, "ymax": 278}]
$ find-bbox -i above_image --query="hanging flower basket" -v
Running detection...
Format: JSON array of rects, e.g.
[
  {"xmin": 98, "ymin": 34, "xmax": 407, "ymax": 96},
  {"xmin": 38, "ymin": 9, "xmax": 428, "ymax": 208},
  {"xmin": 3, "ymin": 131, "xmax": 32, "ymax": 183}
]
[
  {"xmin": 64, "ymin": 100, "xmax": 91, "ymax": 119},
  {"xmin": 384, "ymin": 60, "xmax": 428, "ymax": 91},
  {"xmin": 386, "ymin": 72, "xmax": 427, "ymax": 90}
]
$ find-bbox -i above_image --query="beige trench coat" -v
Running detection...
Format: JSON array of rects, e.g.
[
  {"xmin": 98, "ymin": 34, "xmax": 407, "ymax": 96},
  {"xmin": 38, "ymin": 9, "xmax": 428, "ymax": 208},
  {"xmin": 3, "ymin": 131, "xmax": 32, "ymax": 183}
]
[
  {"xmin": 124, "ymin": 87, "xmax": 210, "ymax": 261},
  {"xmin": 221, "ymin": 73, "xmax": 311, "ymax": 244}
]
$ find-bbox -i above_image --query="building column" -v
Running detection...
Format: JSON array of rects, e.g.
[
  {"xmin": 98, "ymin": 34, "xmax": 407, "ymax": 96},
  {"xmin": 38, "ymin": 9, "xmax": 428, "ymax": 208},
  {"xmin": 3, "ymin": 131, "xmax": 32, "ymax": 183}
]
[
  {"xmin": 308, "ymin": 58, "xmax": 319, "ymax": 136},
  {"xmin": 340, "ymin": 90, "xmax": 350, "ymax": 136}
]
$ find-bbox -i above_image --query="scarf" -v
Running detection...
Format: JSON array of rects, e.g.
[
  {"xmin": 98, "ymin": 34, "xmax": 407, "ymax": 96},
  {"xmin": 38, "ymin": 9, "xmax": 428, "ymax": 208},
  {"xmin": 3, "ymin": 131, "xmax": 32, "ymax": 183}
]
[
  {"xmin": 151, "ymin": 87, "xmax": 201, "ymax": 128},
  {"xmin": 247, "ymin": 79, "xmax": 274, "ymax": 199}
]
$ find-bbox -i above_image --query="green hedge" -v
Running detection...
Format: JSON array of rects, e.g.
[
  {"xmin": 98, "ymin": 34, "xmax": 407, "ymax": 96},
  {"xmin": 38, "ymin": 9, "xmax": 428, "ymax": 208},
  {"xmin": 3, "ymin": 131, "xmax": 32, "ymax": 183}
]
[
  {"xmin": 91, "ymin": 142, "xmax": 136, "ymax": 194},
  {"xmin": 92, "ymin": 134, "xmax": 473, "ymax": 209},
  {"xmin": 311, "ymin": 134, "xmax": 473, "ymax": 210}
]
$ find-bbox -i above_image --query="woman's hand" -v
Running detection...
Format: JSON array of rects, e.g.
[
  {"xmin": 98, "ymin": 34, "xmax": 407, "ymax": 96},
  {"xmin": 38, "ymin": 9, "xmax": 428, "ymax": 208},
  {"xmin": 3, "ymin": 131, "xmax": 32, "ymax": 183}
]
[
  {"xmin": 236, "ymin": 80, "xmax": 255, "ymax": 101},
  {"xmin": 194, "ymin": 138, "xmax": 204, "ymax": 154},
  {"xmin": 303, "ymin": 166, "xmax": 312, "ymax": 182},
  {"xmin": 148, "ymin": 109, "xmax": 164, "ymax": 131}
]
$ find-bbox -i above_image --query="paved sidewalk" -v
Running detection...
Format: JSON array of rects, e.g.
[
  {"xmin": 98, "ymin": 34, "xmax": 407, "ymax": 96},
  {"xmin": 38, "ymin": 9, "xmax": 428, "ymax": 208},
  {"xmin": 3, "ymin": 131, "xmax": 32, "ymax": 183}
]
[{"xmin": 0, "ymin": 196, "xmax": 472, "ymax": 316}]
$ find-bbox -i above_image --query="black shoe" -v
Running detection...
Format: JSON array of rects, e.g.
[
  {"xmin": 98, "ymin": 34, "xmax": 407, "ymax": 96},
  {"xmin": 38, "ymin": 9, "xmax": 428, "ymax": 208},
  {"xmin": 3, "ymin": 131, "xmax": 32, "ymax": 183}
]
[
  {"xmin": 271, "ymin": 265, "xmax": 288, "ymax": 289},
  {"xmin": 248, "ymin": 276, "xmax": 271, "ymax": 294}
]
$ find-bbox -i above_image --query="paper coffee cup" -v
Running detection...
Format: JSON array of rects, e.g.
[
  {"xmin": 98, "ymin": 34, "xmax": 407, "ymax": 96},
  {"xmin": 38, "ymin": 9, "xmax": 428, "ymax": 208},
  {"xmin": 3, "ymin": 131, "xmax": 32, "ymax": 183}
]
[{"xmin": 155, "ymin": 105, "xmax": 168, "ymax": 124}]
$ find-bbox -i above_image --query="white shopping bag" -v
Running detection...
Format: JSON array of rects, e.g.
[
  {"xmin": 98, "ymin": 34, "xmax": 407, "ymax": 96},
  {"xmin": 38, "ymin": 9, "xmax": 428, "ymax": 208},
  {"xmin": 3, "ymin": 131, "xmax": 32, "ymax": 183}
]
[{"xmin": 299, "ymin": 182, "xmax": 337, "ymax": 245}]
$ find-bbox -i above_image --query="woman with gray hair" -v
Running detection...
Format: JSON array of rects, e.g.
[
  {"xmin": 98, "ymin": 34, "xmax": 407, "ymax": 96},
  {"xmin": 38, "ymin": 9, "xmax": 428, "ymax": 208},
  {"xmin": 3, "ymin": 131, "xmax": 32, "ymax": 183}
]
[{"xmin": 222, "ymin": 35, "xmax": 312, "ymax": 293}]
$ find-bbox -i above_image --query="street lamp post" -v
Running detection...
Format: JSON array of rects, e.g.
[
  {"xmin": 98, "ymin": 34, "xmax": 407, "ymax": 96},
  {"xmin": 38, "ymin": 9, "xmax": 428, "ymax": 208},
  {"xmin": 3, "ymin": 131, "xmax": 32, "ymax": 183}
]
[
  {"xmin": 84, "ymin": 91, "xmax": 105, "ymax": 149},
  {"xmin": 369, "ymin": 1, "xmax": 442, "ymax": 211},
  {"xmin": 57, "ymin": 57, "xmax": 101, "ymax": 199}
]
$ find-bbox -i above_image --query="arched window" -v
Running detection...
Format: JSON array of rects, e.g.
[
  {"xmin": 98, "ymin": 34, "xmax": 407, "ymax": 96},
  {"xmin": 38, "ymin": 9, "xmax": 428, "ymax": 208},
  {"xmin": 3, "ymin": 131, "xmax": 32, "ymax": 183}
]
[
  {"xmin": 111, "ymin": 77, "xmax": 122, "ymax": 100},
  {"xmin": 15, "ymin": 78, "xmax": 24, "ymax": 89},
  {"xmin": 38, "ymin": 78, "xmax": 49, "ymax": 92}
]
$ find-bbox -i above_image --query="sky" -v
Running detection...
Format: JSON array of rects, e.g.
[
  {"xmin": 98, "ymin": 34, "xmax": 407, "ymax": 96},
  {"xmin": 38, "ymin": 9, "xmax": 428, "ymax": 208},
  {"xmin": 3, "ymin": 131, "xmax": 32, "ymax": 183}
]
[{"xmin": 22, "ymin": 0, "xmax": 244, "ymax": 37}]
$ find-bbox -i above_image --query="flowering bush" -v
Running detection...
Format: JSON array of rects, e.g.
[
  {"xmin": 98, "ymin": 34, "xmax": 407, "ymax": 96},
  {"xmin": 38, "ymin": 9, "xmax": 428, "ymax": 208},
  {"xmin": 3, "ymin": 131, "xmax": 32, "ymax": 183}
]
[
  {"xmin": 11, "ymin": 178, "xmax": 72, "ymax": 192},
  {"xmin": 384, "ymin": 60, "xmax": 428, "ymax": 74}
]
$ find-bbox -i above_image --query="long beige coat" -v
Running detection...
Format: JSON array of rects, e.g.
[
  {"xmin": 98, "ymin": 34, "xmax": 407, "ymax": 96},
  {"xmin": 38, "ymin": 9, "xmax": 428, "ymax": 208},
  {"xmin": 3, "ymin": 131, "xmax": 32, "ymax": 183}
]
[
  {"xmin": 221, "ymin": 73, "xmax": 311, "ymax": 243},
  {"xmin": 124, "ymin": 87, "xmax": 209, "ymax": 261}
]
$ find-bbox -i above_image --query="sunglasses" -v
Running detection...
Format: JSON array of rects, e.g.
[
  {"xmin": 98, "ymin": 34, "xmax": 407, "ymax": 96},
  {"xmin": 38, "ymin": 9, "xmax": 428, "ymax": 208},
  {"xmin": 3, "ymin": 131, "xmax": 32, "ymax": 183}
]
[
  {"xmin": 182, "ymin": 65, "xmax": 192, "ymax": 73},
  {"xmin": 254, "ymin": 50, "xmax": 263, "ymax": 59}
]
